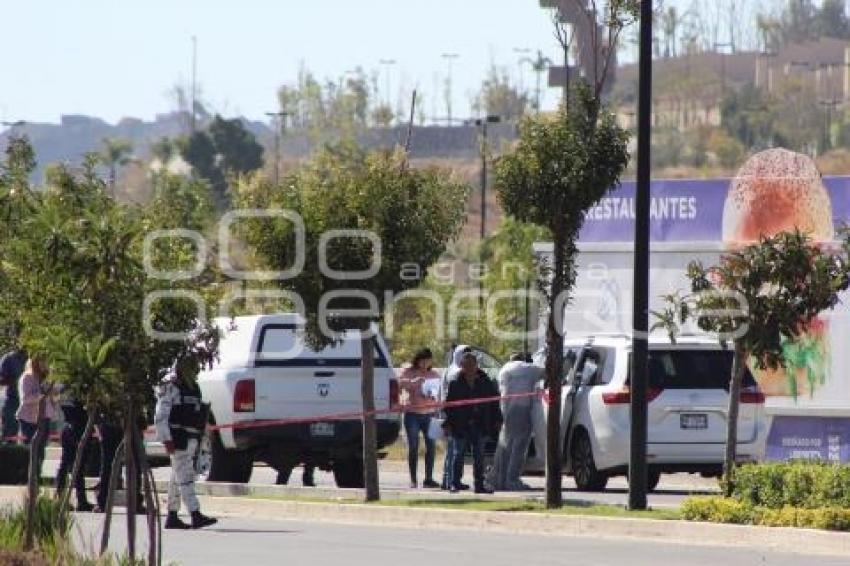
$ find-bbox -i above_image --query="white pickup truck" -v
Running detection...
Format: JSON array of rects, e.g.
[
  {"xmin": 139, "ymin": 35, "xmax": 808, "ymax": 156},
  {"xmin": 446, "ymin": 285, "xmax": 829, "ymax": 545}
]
[{"xmin": 195, "ymin": 314, "xmax": 400, "ymax": 487}]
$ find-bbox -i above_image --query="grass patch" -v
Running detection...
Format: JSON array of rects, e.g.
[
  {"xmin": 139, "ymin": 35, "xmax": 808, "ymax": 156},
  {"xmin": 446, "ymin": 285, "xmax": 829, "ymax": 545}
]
[{"xmin": 248, "ymin": 493, "xmax": 680, "ymax": 520}]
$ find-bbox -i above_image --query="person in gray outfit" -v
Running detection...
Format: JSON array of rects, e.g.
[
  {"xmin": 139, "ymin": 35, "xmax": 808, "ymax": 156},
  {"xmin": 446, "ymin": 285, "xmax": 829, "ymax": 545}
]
[{"xmin": 491, "ymin": 353, "xmax": 543, "ymax": 491}]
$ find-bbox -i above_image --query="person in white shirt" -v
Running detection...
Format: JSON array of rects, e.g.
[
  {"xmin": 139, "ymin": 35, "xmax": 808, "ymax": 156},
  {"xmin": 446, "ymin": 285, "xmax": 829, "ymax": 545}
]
[{"xmin": 491, "ymin": 353, "xmax": 543, "ymax": 491}]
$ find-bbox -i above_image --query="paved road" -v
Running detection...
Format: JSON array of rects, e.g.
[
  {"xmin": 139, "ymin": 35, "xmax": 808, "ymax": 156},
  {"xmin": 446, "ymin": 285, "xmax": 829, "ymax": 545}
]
[
  {"xmin": 75, "ymin": 511, "xmax": 847, "ymax": 566},
  {"xmin": 44, "ymin": 454, "xmax": 718, "ymax": 508}
]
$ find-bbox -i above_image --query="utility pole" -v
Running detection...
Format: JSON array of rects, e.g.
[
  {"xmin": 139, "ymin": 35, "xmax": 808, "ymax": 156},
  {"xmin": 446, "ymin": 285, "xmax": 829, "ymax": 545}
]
[
  {"xmin": 191, "ymin": 35, "xmax": 198, "ymax": 133},
  {"xmin": 265, "ymin": 111, "xmax": 288, "ymax": 184},
  {"xmin": 629, "ymin": 0, "xmax": 654, "ymax": 512},
  {"xmin": 442, "ymin": 53, "xmax": 459, "ymax": 126}
]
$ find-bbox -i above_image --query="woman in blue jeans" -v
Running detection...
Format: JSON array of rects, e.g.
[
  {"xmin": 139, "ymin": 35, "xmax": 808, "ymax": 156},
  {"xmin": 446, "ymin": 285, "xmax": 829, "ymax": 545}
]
[{"xmin": 399, "ymin": 349, "xmax": 440, "ymax": 489}]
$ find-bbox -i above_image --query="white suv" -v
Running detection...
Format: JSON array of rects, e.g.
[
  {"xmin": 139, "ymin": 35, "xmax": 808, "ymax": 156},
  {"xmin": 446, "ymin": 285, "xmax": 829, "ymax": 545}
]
[
  {"xmin": 528, "ymin": 334, "xmax": 767, "ymax": 491},
  {"xmin": 195, "ymin": 314, "xmax": 400, "ymax": 487}
]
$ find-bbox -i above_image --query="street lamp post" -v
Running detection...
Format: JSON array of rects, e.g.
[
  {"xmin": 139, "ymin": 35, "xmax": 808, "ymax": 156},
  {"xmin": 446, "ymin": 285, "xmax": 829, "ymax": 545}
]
[
  {"xmin": 442, "ymin": 53, "xmax": 459, "ymax": 126},
  {"xmin": 265, "ymin": 111, "xmax": 288, "ymax": 185},
  {"xmin": 629, "ymin": 0, "xmax": 654, "ymax": 512},
  {"xmin": 475, "ymin": 115, "xmax": 501, "ymax": 242},
  {"xmin": 475, "ymin": 115, "xmax": 501, "ymax": 311}
]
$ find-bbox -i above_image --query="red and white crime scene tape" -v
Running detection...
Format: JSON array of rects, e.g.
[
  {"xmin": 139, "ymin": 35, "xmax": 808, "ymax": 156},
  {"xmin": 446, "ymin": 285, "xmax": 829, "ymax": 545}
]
[
  {"xmin": 207, "ymin": 389, "xmax": 545, "ymax": 432},
  {"xmin": 1, "ymin": 390, "xmax": 545, "ymax": 443}
]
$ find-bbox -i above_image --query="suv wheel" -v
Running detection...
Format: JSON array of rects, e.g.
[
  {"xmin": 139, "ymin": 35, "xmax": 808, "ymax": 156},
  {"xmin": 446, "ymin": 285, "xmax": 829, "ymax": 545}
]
[
  {"xmin": 570, "ymin": 431, "xmax": 608, "ymax": 492},
  {"xmin": 332, "ymin": 457, "xmax": 365, "ymax": 488},
  {"xmin": 203, "ymin": 424, "xmax": 253, "ymax": 483}
]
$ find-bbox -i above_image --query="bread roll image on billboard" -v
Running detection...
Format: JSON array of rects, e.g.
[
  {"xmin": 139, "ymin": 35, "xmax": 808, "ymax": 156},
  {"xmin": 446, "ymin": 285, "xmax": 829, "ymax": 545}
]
[{"xmin": 722, "ymin": 148, "xmax": 834, "ymax": 399}]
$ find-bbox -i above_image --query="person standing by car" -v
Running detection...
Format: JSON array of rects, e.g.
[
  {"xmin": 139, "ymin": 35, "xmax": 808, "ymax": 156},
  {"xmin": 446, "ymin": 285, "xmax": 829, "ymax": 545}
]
[
  {"xmin": 55, "ymin": 391, "xmax": 94, "ymax": 511},
  {"xmin": 440, "ymin": 345, "xmax": 471, "ymax": 490},
  {"xmin": 16, "ymin": 357, "xmax": 54, "ymax": 476},
  {"xmin": 491, "ymin": 353, "xmax": 543, "ymax": 491},
  {"xmin": 155, "ymin": 355, "xmax": 217, "ymax": 529},
  {"xmin": 399, "ymin": 348, "xmax": 440, "ymax": 489},
  {"xmin": 444, "ymin": 352, "xmax": 502, "ymax": 494},
  {"xmin": 0, "ymin": 343, "xmax": 27, "ymax": 442}
]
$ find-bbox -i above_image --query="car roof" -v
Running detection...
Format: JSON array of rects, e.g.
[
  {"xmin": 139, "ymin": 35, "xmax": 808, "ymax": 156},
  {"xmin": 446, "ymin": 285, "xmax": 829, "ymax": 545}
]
[{"xmin": 563, "ymin": 333, "xmax": 725, "ymax": 350}]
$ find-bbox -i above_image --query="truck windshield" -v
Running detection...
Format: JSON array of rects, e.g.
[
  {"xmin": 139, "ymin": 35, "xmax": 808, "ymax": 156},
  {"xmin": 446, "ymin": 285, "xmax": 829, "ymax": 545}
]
[{"xmin": 256, "ymin": 325, "xmax": 388, "ymax": 367}]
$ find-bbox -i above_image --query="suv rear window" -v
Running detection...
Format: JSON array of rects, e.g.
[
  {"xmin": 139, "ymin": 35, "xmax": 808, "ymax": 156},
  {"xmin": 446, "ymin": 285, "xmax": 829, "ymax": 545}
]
[
  {"xmin": 629, "ymin": 349, "xmax": 756, "ymax": 390},
  {"xmin": 256, "ymin": 325, "xmax": 388, "ymax": 367}
]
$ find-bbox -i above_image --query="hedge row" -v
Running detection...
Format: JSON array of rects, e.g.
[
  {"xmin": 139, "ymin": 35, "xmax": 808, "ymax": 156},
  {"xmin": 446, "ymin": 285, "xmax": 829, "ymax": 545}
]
[
  {"xmin": 681, "ymin": 496, "xmax": 850, "ymax": 531},
  {"xmin": 731, "ymin": 461, "xmax": 850, "ymax": 509}
]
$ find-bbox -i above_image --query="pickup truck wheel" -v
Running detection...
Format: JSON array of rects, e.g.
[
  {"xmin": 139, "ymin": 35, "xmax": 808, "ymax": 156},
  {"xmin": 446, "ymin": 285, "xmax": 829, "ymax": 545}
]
[
  {"xmin": 204, "ymin": 426, "xmax": 253, "ymax": 484},
  {"xmin": 570, "ymin": 431, "xmax": 608, "ymax": 492},
  {"xmin": 332, "ymin": 457, "xmax": 365, "ymax": 489}
]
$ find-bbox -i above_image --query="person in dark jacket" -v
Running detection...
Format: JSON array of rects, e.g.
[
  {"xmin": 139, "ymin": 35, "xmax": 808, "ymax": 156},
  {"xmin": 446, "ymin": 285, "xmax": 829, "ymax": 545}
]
[
  {"xmin": 443, "ymin": 352, "xmax": 502, "ymax": 494},
  {"xmin": 55, "ymin": 392, "xmax": 94, "ymax": 511},
  {"xmin": 0, "ymin": 345, "xmax": 26, "ymax": 442}
]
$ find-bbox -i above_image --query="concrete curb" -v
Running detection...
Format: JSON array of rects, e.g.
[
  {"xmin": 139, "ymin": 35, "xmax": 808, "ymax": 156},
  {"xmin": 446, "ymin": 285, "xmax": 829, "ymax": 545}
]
[
  {"xmin": 159, "ymin": 480, "xmax": 545, "ymax": 503},
  {"xmin": 197, "ymin": 495, "xmax": 850, "ymax": 557}
]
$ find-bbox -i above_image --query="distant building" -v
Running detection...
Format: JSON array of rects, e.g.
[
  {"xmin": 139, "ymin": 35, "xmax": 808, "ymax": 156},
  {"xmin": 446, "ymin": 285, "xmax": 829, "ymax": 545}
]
[{"xmin": 609, "ymin": 38, "xmax": 850, "ymax": 131}]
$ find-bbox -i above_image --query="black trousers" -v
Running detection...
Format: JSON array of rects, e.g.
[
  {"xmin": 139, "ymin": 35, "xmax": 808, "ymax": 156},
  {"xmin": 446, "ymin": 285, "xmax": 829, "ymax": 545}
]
[
  {"xmin": 56, "ymin": 406, "xmax": 91, "ymax": 506},
  {"xmin": 96, "ymin": 422, "xmax": 144, "ymax": 510}
]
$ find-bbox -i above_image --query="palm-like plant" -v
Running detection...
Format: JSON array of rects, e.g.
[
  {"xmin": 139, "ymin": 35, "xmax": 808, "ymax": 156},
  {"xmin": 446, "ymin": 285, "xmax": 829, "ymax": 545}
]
[
  {"xmin": 30, "ymin": 328, "xmax": 119, "ymax": 518},
  {"xmin": 99, "ymin": 138, "xmax": 134, "ymax": 197}
]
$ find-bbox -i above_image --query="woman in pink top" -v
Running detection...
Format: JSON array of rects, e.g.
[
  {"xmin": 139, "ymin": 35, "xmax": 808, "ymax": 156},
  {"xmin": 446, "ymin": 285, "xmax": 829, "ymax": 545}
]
[
  {"xmin": 399, "ymin": 348, "xmax": 440, "ymax": 488},
  {"xmin": 17, "ymin": 357, "xmax": 54, "ymax": 473}
]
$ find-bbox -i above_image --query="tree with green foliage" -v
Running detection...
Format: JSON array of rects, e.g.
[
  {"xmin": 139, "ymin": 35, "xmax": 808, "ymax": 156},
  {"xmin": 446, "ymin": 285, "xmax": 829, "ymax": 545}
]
[
  {"xmin": 179, "ymin": 115, "xmax": 264, "ymax": 208},
  {"xmin": 473, "ymin": 66, "xmax": 530, "ymax": 122},
  {"xmin": 495, "ymin": 83, "xmax": 630, "ymax": 507},
  {"xmin": 759, "ymin": 0, "xmax": 850, "ymax": 50},
  {"xmin": 278, "ymin": 66, "xmax": 384, "ymax": 134},
  {"xmin": 0, "ymin": 138, "xmax": 221, "ymax": 564},
  {"xmin": 494, "ymin": 1, "xmax": 635, "ymax": 510},
  {"xmin": 234, "ymin": 142, "xmax": 469, "ymax": 501},
  {"xmin": 655, "ymin": 230, "xmax": 850, "ymax": 496}
]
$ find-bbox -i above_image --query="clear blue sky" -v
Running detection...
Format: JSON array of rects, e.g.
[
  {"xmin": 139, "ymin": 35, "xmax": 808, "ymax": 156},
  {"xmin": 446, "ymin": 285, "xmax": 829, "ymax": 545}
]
[{"xmin": 2, "ymin": 0, "xmax": 573, "ymax": 126}]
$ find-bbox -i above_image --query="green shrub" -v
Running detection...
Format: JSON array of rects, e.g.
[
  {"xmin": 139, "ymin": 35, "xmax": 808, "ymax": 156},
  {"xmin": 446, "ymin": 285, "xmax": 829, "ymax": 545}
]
[
  {"xmin": 682, "ymin": 496, "xmax": 850, "ymax": 532},
  {"xmin": 0, "ymin": 443, "xmax": 30, "ymax": 485},
  {"xmin": 732, "ymin": 461, "xmax": 850, "ymax": 509},
  {"xmin": 680, "ymin": 496, "xmax": 754, "ymax": 524}
]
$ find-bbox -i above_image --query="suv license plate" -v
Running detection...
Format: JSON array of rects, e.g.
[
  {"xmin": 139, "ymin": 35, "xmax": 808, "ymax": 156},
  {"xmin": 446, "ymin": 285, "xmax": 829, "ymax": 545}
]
[
  {"xmin": 680, "ymin": 413, "xmax": 708, "ymax": 430},
  {"xmin": 310, "ymin": 422, "xmax": 335, "ymax": 437}
]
